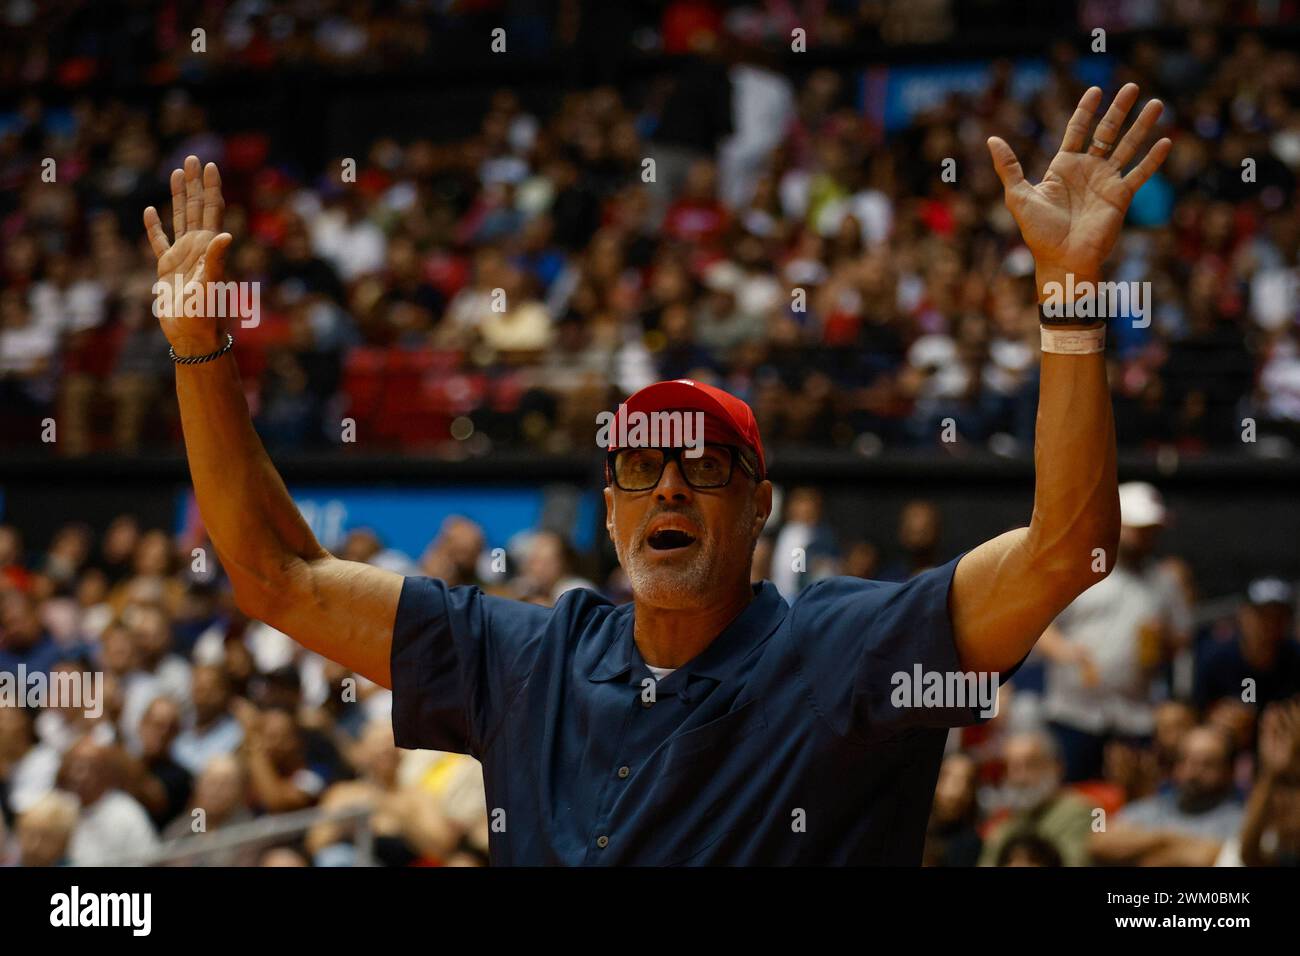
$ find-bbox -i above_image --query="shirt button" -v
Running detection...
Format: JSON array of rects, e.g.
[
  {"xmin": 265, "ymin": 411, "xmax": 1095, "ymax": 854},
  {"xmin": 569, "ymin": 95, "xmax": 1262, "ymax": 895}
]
[
  {"xmin": 617, "ymin": 765, "xmax": 630, "ymax": 779},
  {"xmin": 596, "ymin": 835, "xmax": 609, "ymax": 849}
]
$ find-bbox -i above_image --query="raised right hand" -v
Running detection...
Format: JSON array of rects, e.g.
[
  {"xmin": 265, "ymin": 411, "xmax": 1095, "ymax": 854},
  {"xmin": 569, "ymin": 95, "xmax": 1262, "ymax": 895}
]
[{"xmin": 142, "ymin": 154, "xmax": 233, "ymax": 357}]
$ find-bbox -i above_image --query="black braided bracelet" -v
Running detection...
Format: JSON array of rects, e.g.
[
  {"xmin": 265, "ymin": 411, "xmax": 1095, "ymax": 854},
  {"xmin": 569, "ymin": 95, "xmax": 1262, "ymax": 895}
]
[
  {"xmin": 1039, "ymin": 304, "xmax": 1105, "ymax": 328},
  {"xmin": 169, "ymin": 332, "xmax": 234, "ymax": 366}
]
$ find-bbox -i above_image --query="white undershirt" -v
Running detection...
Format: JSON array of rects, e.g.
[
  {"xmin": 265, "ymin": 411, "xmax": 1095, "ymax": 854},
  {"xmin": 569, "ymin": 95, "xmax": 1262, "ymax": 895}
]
[{"xmin": 646, "ymin": 664, "xmax": 677, "ymax": 681}]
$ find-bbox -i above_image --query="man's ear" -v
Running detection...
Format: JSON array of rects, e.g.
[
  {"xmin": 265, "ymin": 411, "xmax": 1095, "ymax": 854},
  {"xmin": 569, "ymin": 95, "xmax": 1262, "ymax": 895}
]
[
  {"xmin": 603, "ymin": 486, "xmax": 615, "ymax": 543},
  {"xmin": 753, "ymin": 480, "xmax": 773, "ymax": 538}
]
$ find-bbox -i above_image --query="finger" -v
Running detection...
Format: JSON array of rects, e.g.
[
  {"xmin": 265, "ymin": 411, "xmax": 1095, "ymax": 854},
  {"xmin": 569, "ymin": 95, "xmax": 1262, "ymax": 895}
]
[
  {"xmin": 204, "ymin": 232, "xmax": 234, "ymax": 281},
  {"xmin": 1088, "ymin": 83, "xmax": 1140, "ymax": 157},
  {"xmin": 184, "ymin": 155, "xmax": 203, "ymax": 231},
  {"xmin": 170, "ymin": 168, "xmax": 186, "ymax": 238},
  {"xmin": 986, "ymin": 136, "xmax": 1026, "ymax": 192},
  {"xmin": 143, "ymin": 206, "xmax": 170, "ymax": 258},
  {"xmin": 202, "ymin": 162, "xmax": 225, "ymax": 232},
  {"xmin": 1110, "ymin": 98, "xmax": 1164, "ymax": 168},
  {"xmin": 1060, "ymin": 86, "xmax": 1103, "ymax": 153},
  {"xmin": 1122, "ymin": 137, "xmax": 1173, "ymax": 193}
]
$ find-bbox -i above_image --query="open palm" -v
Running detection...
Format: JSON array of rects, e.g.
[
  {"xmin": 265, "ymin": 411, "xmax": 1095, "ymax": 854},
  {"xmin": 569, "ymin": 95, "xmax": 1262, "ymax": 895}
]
[
  {"xmin": 988, "ymin": 84, "xmax": 1171, "ymax": 283},
  {"xmin": 142, "ymin": 155, "xmax": 232, "ymax": 354}
]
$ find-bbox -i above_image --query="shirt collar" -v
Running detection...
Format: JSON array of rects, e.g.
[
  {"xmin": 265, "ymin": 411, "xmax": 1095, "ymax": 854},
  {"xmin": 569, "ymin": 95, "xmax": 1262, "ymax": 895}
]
[{"xmin": 587, "ymin": 582, "xmax": 788, "ymax": 685}]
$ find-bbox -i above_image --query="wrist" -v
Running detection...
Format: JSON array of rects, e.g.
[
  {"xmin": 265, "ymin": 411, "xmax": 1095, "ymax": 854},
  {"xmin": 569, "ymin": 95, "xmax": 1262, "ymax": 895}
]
[
  {"xmin": 1036, "ymin": 266, "xmax": 1099, "ymax": 302},
  {"xmin": 1039, "ymin": 306, "xmax": 1105, "ymax": 332},
  {"xmin": 1037, "ymin": 267, "xmax": 1106, "ymax": 330},
  {"xmin": 1029, "ymin": 267, "xmax": 1102, "ymax": 330},
  {"xmin": 1040, "ymin": 324, "xmax": 1105, "ymax": 354},
  {"xmin": 170, "ymin": 332, "xmax": 234, "ymax": 366},
  {"xmin": 170, "ymin": 332, "xmax": 222, "ymax": 357}
]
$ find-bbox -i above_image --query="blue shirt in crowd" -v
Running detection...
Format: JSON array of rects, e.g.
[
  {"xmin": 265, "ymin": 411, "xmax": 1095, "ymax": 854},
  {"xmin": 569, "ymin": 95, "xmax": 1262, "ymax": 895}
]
[
  {"xmin": 0, "ymin": 634, "xmax": 66, "ymax": 676},
  {"xmin": 391, "ymin": 553, "xmax": 991, "ymax": 864}
]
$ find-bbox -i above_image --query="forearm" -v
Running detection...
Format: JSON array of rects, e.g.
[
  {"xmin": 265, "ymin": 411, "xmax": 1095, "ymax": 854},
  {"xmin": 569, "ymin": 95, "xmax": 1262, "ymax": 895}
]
[
  {"xmin": 951, "ymin": 284, "xmax": 1119, "ymax": 673},
  {"xmin": 175, "ymin": 349, "xmax": 400, "ymax": 685},
  {"xmin": 1034, "ymin": 623, "xmax": 1076, "ymax": 664},
  {"xmin": 1089, "ymin": 825, "xmax": 1170, "ymax": 864},
  {"xmin": 174, "ymin": 345, "xmax": 328, "ymax": 618},
  {"xmin": 246, "ymin": 747, "xmax": 313, "ymax": 813},
  {"xmin": 1141, "ymin": 834, "xmax": 1222, "ymax": 867},
  {"xmin": 1238, "ymin": 773, "xmax": 1276, "ymax": 866},
  {"xmin": 1025, "ymin": 270, "xmax": 1120, "ymax": 584}
]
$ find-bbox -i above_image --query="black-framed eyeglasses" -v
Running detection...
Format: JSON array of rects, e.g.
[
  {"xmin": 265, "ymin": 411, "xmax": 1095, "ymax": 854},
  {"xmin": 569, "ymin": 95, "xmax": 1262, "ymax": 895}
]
[{"xmin": 607, "ymin": 444, "xmax": 759, "ymax": 492}]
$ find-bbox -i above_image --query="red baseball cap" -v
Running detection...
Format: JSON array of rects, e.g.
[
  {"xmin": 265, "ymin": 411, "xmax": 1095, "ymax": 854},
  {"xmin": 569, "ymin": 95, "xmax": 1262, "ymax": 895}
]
[{"xmin": 606, "ymin": 379, "xmax": 766, "ymax": 479}]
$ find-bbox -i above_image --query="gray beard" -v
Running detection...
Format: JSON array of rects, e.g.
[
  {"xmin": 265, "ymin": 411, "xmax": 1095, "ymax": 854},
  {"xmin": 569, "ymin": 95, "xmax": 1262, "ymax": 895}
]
[
  {"xmin": 624, "ymin": 540, "xmax": 717, "ymax": 607},
  {"xmin": 619, "ymin": 505, "xmax": 757, "ymax": 609},
  {"xmin": 1002, "ymin": 779, "xmax": 1058, "ymax": 812}
]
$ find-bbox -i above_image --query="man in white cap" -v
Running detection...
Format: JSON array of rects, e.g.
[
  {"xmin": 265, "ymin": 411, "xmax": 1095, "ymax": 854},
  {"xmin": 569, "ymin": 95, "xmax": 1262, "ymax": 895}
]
[{"xmin": 1038, "ymin": 481, "xmax": 1192, "ymax": 781}]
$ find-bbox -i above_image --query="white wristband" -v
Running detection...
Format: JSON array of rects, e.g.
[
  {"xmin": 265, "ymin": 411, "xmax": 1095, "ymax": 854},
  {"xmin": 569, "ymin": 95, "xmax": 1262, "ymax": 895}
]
[{"xmin": 1041, "ymin": 325, "xmax": 1105, "ymax": 354}]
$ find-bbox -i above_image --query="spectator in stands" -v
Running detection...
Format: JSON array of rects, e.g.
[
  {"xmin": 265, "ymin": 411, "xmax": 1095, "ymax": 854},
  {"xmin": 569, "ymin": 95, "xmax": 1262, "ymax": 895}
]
[
  {"xmin": 878, "ymin": 499, "xmax": 942, "ymax": 582},
  {"xmin": 91, "ymin": 516, "xmax": 140, "ymax": 588},
  {"xmin": 995, "ymin": 833, "xmax": 1065, "ymax": 867},
  {"xmin": 924, "ymin": 753, "xmax": 983, "ymax": 867},
  {"xmin": 840, "ymin": 538, "xmax": 881, "ymax": 581},
  {"xmin": 1241, "ymin": 698, "xmax": 1300, "ymax": 866},
  {"xmin": 516, "ymin": 531, "xmax": 595, "ymax": 606},
  {"xmin": 1091, "ymin": 725, "xmax": 1244, "ymax": 865},
  {"xmin": 339, "ymin": 528, "xmax": 418, "ymax": 576},
  {"xmin": 171, "ymin": 663, "xmax": 244, "ymax": 776},
  {"xmin": 120, "ymin": 696, "xmax": 193, "ymax": 831},
  {"xmin": 0, "ymin": 526, "xmax": 28, "ymax": 590},
  {"xmin": 37, "ymin": 523, "xmax": 92, "ymax": 597},
  {"xmin": 419, "ymin": 516, "xmax": 485, "ymax": 588},
  {"xmin": 1039, "ymin": 483, "xmax": 1191, "ymax": 781},
  {"xmin": 1196, "ymin": 577, "xmax": 1300, "ymax": 710},
  {"xmin": 1112, "ymin": 699, "xmax": 1197, "ymax": 801},
  {"xmin": 240, "ymin": 706, "xmax": 327, "ymax": 814},
  {"xmin": 162, "ymin": 754, "xmax": 257, "ymax": 866},
  {"xmin": 307, "ymin": 720, "xmax": 461, "ymax": 867},
  {"xmin": 260, "ymin": 846, "xmax": 310, "ymax": 866},
  {"xmin": 126, "ymin": 602, "xmax": 191, "ymax": 705},
  {"xmin": 0, "ymin": 706, "xmax": 57, "ymax": 821},
  {"xmin": 253, "ymin": 666, "xmax": 351, "ymax": 786},
  {"xmin": 0, "ymin": 588, "xmax": 64, "ymax": 676},
  {"xmin": 1206, "ymin": 697, "xmax": 1262, "ymax": 795},
  {"xmin": 979, "ymin": 731, "xmax": 1093, "ymax": 867},
  {"xmin": 10, "ymin": 791, "xmax": 79, "ymax": 867},
  {"xmin": 62, "ymin": 736, "xmax": 159, "ymax": 866},
  {"xmin": 0, "ymin": 287, "xmax": 58, "ymax": 425},
  {"xmin": 770, "ymin": 486, "xmax": 837, "ymax": 599},
  {"xmin": 312, "ymin": 191, "xmax": 386, "ymax": 283}
]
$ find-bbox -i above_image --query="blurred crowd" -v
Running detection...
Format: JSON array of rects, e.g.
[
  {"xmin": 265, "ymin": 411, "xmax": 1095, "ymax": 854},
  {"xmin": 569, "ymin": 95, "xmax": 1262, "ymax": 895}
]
[
  {"xmin": 2, "ymin": 0, "xmax": 1293, "ymax": 86},
  {"xmin": 2, "ymin": 478, "xmax": 1299, "ymax": 866},
  {"xmin": 3, "ymin": 6, "xmax": 1300, "ymax": 457},
  {"xmin": 0, "ymin": 514, "xmax": 494, "ymax": 867},
  {"xmin": 918, "ymin": 482, "xmax": 1300, "ymax": 867}
]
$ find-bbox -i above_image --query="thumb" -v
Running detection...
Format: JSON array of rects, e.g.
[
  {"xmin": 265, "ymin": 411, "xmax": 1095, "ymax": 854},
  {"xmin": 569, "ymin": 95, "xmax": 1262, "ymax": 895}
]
[
  {"xmin": 986, "ymin": 136, "xmax": 1026, "ymax": 193},
  {"xmin": 203, "ymin": 232, "xmax": 234, "ymax": 281}
]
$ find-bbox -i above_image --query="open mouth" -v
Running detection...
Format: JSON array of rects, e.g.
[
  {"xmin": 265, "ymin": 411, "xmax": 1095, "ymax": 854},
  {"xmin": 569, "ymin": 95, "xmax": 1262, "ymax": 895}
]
[{"xmin": 646, "ymin": 528, "xmax": 698, "ymax": 551}]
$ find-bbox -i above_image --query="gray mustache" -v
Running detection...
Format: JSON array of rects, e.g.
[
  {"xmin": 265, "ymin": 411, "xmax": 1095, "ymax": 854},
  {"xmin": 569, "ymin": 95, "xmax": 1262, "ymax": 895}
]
[{"xmin": 637, "ymin": 508, "xmax": 706, "ymax": 543}]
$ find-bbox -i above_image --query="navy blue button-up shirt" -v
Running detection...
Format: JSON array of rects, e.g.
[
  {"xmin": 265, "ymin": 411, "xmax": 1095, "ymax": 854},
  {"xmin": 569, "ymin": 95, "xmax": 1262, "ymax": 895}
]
[{"xmin": 391, "ymin": 553, "xmax": 988, "ymax": 865}]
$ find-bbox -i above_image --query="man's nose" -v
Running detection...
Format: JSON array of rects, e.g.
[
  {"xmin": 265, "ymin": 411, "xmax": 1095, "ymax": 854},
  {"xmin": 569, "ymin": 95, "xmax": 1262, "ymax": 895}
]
[{"xmin": 654, "ymin": 458, "xmax": 694, "ymax": 501}]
